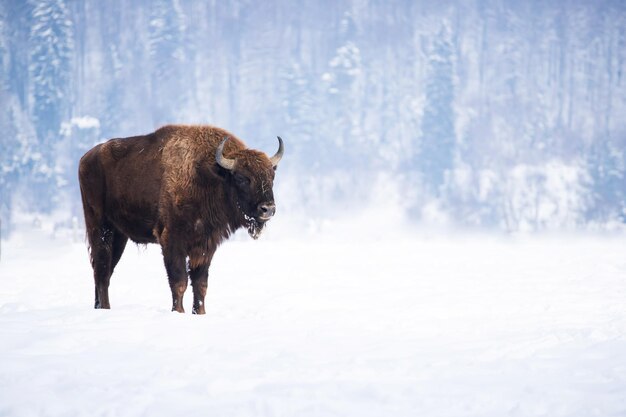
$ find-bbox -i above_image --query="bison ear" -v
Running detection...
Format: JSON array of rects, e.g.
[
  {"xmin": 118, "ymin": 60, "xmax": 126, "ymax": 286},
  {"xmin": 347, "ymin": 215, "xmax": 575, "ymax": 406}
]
[
  {"xmin": 214, "ymin": 163, "xmax": 233, "ymax": 179},
  {"xmin": 195, "ymin": 159, "xmax": 220, "ymax": 184}
]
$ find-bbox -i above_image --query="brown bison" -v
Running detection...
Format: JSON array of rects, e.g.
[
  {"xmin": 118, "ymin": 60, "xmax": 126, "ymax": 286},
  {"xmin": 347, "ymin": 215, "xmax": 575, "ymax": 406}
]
[{"xmin": 78, "ymin": 125, "xmax": 284, "ymax": 314}]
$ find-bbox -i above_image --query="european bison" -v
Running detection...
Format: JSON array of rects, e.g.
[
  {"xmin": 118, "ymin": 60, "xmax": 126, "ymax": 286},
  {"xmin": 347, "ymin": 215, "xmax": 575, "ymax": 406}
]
[{"xmin": 78, "ymin": 125, "xmax": 283, "ymax": 314}]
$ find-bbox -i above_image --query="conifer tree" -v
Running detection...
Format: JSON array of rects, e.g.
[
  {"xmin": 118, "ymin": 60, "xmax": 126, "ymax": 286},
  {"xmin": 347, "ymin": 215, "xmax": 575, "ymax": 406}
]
[
  {"xmin": 418, "ymin": 25, "xmax": 456, "ymax": 194},
  {"xmin": 28, "ymin": 0, "xmax": 74, "ymax": 212}
]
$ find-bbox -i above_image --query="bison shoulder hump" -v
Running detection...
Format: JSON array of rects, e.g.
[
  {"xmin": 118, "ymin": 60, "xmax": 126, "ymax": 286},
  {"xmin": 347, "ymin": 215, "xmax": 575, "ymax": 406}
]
[{"xmin": 108, "ymin": 140, "xmax": 129, "ymax": 161}]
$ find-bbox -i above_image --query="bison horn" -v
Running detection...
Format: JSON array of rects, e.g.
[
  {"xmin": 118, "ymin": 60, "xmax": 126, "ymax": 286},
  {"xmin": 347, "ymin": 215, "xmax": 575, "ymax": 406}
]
[
  {"xmin": 216, "ymin": 137, "xmax": 236, "ymax": 171},
  {"xmin": 270, "ymin": 136, "xmax": 284, "ymax": 167}
]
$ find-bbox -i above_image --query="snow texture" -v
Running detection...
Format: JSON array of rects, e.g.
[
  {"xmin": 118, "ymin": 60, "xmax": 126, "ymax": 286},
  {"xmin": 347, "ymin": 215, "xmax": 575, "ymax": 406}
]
[{"xmin": 1, "ymin": 225, "xmax": 626, "ymax": 416}]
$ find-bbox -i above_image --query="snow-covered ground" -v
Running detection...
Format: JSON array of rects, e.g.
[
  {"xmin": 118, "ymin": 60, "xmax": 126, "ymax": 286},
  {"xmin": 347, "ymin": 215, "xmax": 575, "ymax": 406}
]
[{"xmin": 1, "ymin": 223, "xmax": 626, "ymax": 416}]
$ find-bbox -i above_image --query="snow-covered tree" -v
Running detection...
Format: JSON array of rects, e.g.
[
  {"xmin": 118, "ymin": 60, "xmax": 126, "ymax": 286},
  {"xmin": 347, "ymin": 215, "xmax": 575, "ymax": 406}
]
[
  {"xmin": 0, "ymin": 10, "xmax": 17, "ymax": 225},
  {"xmin": 587, "ymin": 139, "xmax": 626, "ymax": 223},
  {"xmin": 57, "ymin": 116, "xmax": 101, "ymax": 217},
  {"xmin": 0, "ymin": 3, "xmax": 7, "ymax": 82},
  {"xmin": 0, "ymin": 95, "xmax": 37, "ymax": 232},
  {"xmin": 29, "ymin": 0, "xmax": 73, "ymax": 141},
  {"xmin": 281, "ymin": 61, "xmax": 315, "ymax": 153},
  {"xmin": 1, "ymin": 3, "xmax": 34, "ymax": 229},
  {"xmin": 0, "ymin": 1, "xmax": 624, "ymax": 232},
  {"xmin": 417, "ymin": 24, "xmax": 456, "ymax": 195},
  {"xmin": 27, "ymin": 0, "xmax": 74, "ymax": 212},
  {"xmin": 148, "ymin": 0, "xmax": 189, "ymax": 125},
  {"xmin": 319, "ymin": 12, "xmax": 364, "ymax": 169}
]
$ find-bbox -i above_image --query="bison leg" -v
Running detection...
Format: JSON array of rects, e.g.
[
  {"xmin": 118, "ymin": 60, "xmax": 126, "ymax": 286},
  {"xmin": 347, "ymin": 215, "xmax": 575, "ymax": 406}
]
[
  {"xmin": 92, "ymin": 240, "xmax": 112, "ymax": 309},
  {"xmin": 111, "ymin": 231, "xmax": 129, "ymax": 271},
  {"xmin": 88, "ymin": 223, "xmax": 113, "ymax": 309},
  {"xmin": 90, "ymin": 226, "xmax": 128, "ymax": 309},
  {"xmin": 163, "ymin": 246, "xmax": 188, "ymax": 313},
  {"xmin": 188, "ymin": 246, "xmax": 216, "ymax": 315},
  {"xmin": 189, "ymin": 263, "xmax": 209, "ymax": 315}
]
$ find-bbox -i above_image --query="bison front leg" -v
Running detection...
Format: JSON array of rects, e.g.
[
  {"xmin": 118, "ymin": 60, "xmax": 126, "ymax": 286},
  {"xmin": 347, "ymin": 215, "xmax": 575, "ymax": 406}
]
[
  {"xmin": 189, "ymin": 247, "xmax": 215, "ymax": 315},
  {"xmin": 189, "ymin": 263, "xmax": 208, "ymax": 315},
  {"xmin": 163, "ymin": 246, "xmax": 188, "ymax": 313}
]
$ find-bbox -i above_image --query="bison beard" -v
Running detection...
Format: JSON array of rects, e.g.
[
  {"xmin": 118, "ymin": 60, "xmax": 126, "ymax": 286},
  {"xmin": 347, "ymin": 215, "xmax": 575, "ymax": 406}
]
[
  {"xmin": 244, "ymin": 213, "xmax": 264, "ymax": 240},
  {"xmin": 78, "ymin": 124, "xmax": 283, "ymax": 313}
]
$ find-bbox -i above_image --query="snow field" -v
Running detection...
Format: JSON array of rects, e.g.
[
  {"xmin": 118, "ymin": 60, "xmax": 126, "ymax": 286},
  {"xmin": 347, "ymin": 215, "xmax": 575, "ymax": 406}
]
[{"xmin": 1, "ymin": 229, "xmax": 626, "ymax": 416}]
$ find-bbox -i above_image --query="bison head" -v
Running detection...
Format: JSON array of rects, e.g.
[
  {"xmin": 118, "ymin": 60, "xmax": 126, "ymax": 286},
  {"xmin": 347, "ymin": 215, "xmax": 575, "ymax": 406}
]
[{"xmin": 216, "ymin": 136, "xmax": 284, "ymax": 239}]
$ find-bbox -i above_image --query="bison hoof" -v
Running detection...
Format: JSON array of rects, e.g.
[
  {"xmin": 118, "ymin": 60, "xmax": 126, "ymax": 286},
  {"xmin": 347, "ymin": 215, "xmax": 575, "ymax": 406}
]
[{"xmin": 192, "ymin": 306, "xmax": 206, "ymax": 315}]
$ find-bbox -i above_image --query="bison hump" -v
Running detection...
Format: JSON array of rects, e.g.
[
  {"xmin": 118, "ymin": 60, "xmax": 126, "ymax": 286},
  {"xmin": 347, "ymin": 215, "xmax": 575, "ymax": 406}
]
[{"xmin": 108, "ymin": 140, "xmax": 129, "ymax": 161}]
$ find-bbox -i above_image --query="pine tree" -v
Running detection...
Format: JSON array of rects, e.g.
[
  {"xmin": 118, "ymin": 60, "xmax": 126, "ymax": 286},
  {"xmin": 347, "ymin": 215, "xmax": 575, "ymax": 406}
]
[
  {"xmin": 148, "ymin": 0, "xmax": 189, "ymax": 125},
  {"xmin": 0, "ymin": 4, "xmax": 14, "ymax": 227},
  {"xmin": 58, "ymin": 116, "xmax": 101, "ymax": 217},
  {"xmin": 0, "ymin": 3, "xmax": 7, "ymax": 79},
  {"xmin": 0, "ymin": 96, "xmax": 36, "ymax": 232},
  {"xmin": 587, "ymin": 139, "xmax": 626, "ymax": 223},
  {"xmin": 418, "ymin": 25, "xmax": 456, "ymax": 194},
  {"xmin": 281, "ymin": 62, "xmax": 315, "ymax": 154},
  {"xmin": 320, "ymin": 12, "xmax": 364, "ymax": 169},
  {"xmin": 0, "ymin": 2, "xmax": 36, "ymax": 230},
  {"xmin": 96, "ymin": 0, "xmax": 125, "ymax": 138},
  {"xmin": 28, "ymin": 0, "xmax": 74, "ymax": 212}
]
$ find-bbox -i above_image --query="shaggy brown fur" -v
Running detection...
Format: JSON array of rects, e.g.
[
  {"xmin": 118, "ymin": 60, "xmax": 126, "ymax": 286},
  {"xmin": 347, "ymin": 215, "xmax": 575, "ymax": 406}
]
[{"xmin": 78, "ymin": 124, "xmax": 282, "ymax": 314}]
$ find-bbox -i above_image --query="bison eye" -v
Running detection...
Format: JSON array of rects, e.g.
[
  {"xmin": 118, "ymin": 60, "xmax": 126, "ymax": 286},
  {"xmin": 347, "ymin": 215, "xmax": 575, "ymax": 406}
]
[{"xmin": 234, "ymin": 173, "xmax": 250, "ymax": 187}]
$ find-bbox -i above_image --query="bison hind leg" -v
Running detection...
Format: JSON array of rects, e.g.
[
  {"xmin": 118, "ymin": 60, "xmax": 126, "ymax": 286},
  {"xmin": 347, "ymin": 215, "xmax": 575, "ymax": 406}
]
[{"xmin": 89, "ymin": 224, "xmax": 128, "ymax": 309}]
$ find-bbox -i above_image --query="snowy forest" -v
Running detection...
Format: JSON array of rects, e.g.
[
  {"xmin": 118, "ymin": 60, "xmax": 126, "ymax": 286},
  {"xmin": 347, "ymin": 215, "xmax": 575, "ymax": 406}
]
[{"xmin": 1, "ymin": 0, "xmax": 625, "ymax": 233}]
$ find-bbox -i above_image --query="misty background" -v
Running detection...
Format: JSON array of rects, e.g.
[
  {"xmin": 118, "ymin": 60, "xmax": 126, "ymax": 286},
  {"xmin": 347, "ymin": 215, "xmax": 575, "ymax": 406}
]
[{"xmin": 1, "ymin": 0, "xmax": 625, "ymax": 235}]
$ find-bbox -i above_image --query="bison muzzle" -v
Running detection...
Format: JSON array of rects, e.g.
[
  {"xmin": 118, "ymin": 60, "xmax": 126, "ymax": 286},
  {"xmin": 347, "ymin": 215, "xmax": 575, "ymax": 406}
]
[{"xmin": 78, "ymin": 125, "xmax": 284, "ymax": 314}]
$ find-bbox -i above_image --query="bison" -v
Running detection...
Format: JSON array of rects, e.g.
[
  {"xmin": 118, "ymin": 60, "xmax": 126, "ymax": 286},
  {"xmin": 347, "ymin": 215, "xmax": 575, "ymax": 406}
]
[{"xmin": 78, "ymin": 125, "xmax": 284, "ymax": 314}]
